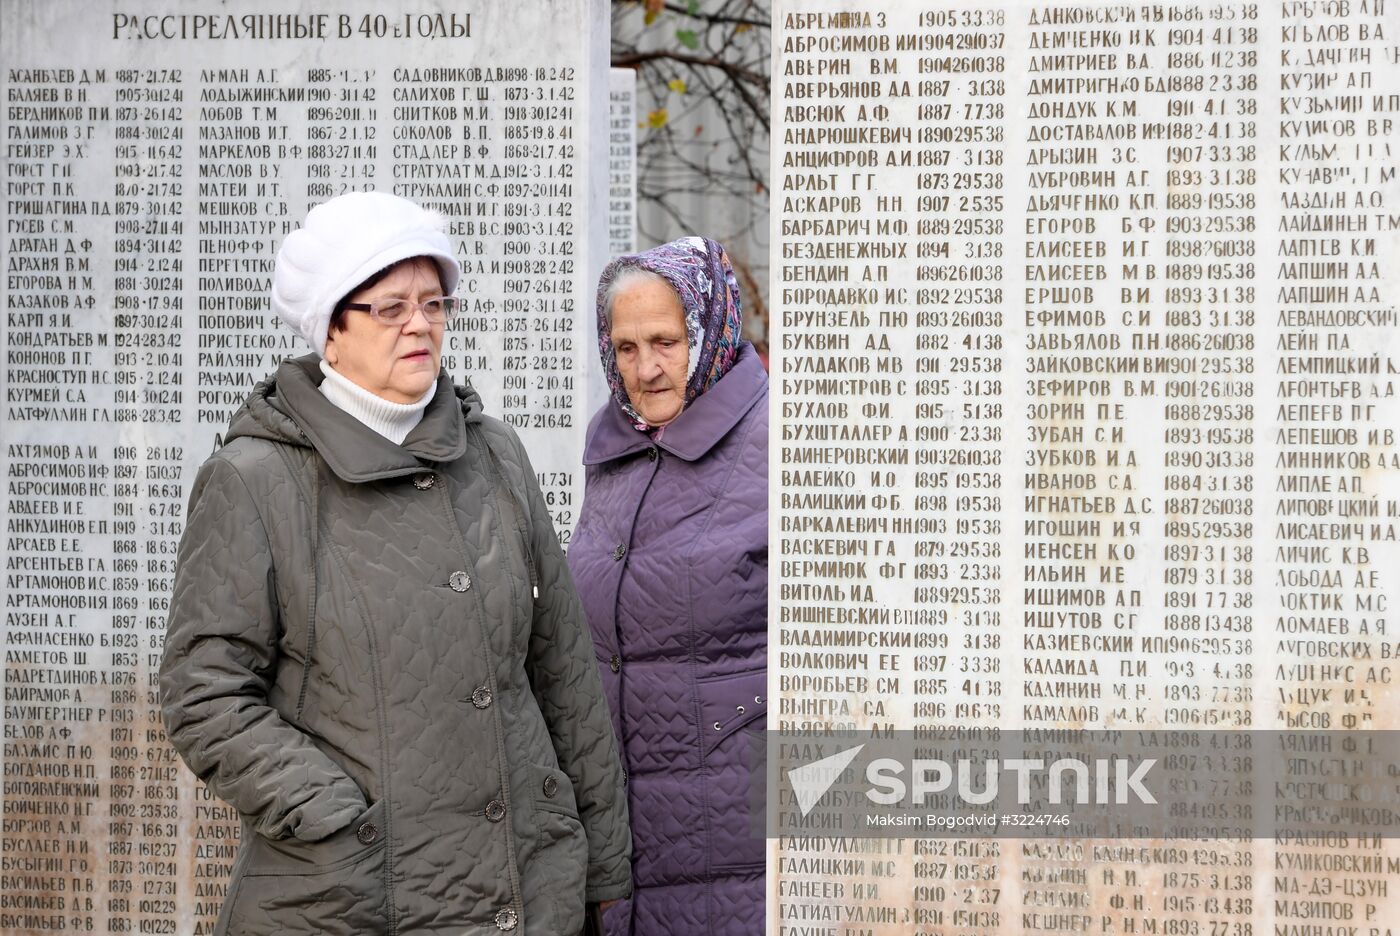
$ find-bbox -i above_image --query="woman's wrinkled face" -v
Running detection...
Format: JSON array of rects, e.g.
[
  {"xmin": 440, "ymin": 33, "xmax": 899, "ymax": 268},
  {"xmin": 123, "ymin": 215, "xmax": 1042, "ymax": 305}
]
[
  {"xmin": 610, "ymin": 276, "xmax": 689, "ymax": 427},
  {"xmin": 324, "ymin": 256, "xmax": 444, "ymax": 404}
]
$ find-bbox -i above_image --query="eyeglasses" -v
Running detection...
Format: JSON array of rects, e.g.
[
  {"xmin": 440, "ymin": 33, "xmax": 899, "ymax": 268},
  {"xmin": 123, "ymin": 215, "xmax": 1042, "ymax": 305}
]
[{"xmin": 343, "ymin": 296, "xmax": 461, "ymax": 326}]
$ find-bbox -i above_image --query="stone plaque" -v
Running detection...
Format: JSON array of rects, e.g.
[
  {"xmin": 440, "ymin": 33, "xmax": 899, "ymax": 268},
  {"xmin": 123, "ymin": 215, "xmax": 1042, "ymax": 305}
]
[
  {"xmin": 1, "ymin": 1, "xmax": 606, "ymax": 932},
  {"xmin": 772, "ymin": 0, "xmax": 1400, "ymax": 932},
  {"xmin": 608, "ymin": 67, "xmax": 638, "ymax": 258}
]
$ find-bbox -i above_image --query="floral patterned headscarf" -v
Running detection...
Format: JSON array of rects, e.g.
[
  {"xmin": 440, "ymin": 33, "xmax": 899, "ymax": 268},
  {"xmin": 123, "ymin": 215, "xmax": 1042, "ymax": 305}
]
[{"xmin": 595, "ymin": 236, "xmax": 744, "ymax": 432}]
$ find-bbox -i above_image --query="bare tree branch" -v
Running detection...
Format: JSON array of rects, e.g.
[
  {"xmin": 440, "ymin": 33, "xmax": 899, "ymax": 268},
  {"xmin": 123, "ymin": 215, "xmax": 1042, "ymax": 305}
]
[
  {"xmin": 612, "ymin": 0, "xmax": 771, "ymax": 332},
  {"xmin": 612, "ymin": 50, "xmax": 767, "ymax": 92},
  {"xmin": 658, "ymin": 2, "xmax": 770, "ymax": 27}
]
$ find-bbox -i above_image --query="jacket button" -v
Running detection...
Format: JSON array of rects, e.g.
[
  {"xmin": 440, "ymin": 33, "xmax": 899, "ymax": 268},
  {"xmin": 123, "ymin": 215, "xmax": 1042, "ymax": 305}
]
[
  {"xmin": 609, "ymin": 654, "xmax": 621, "ymax": 673},
  {"xmin": 485, "ymin": 799, "xmax": 506, "ymax": 822},
  {"xmin": 612, "ymin": 544, "xmax": 627, "ymax": 561},
  {"xmin": 356, "ymin": 822, "xmax": 378, "ymax": 845},
  {"xmin": 449, "ymin": 571, "xmax": 472, "ymax": 592},
  {"xmin": 494, "ymin": 908, "xmax": 517, "ymax": 931},
  {"xmin": 542, "ymin": 775, "xmax": 558, "ymax": 797},
  {"xmin": 647, "ymin": 447, "xmax": 658, "ymax": 461},
  {"xmin": 471, "ymin": 686, "xmax": 493, "ymax": 709},
  {"xmin": 413, "ymin": 473, "xmax": 436, "ymax": 490}
]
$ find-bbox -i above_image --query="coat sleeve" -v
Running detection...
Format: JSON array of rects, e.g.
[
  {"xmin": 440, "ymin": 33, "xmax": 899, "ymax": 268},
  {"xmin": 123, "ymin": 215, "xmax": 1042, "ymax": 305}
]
[
  {"xmin": 159, "ymin": 454, "xmax": 367, "ymax": 843},
  {"xmin": 509, "ymin": 433, "xmax": 633, "ymax": 902}
]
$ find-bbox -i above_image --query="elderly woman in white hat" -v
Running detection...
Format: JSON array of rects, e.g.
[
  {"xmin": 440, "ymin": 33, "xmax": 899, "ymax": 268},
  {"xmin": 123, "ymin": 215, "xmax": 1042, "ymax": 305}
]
[{"xmin": 160, "ymin": 192, "xmax": 631, "ymax": 936}]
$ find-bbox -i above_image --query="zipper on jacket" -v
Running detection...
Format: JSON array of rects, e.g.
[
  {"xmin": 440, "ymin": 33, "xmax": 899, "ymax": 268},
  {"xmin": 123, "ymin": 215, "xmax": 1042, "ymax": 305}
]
[{"xmin": 296, "ymin": 464, "xmax": 320, "ymax": 720}]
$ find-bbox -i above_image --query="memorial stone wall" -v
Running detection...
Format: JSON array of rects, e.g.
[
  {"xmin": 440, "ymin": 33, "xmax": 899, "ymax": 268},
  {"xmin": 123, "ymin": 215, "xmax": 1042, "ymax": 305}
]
[
  {"xmin": 772, "ymin": 0, "xmax": 1400, "ymax": 932},
  {"xmin": 0, "ymin": 1, "xmax": 607, "ymax": 932},
  {"xmin": 608, "ymin": 67, "xmax": 637, "ymax": 259},
  {"xmin": 584, "ymin": 66, "xmax": 638, "ymax": 415},
  {"xmin": 10, "ymin": 0, "xmax": 1400, "ymax": 932}
]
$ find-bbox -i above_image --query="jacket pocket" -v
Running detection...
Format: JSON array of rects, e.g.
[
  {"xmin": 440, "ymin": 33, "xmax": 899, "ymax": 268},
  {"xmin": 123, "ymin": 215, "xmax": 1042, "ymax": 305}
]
[
  {"xmin": 531, "ymin": 765, "xmax": 588, "ymax": 935},
  {"xmin": 221, "ymin": 800, "xmax": 389, "ymax": 935},
  {"xmin": 696, "ymin": 668, "xmax": 766, "ymax": 872},
  {"xmin": 697, "ymin": 668, "xmax": 767, "ymax": 758}
]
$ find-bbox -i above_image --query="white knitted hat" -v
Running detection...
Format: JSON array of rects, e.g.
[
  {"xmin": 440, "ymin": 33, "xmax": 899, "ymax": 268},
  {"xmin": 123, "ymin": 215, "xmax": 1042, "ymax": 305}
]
[{"xmin": 271, "ymin": 192, "xmax": 461, "ymax": 354}]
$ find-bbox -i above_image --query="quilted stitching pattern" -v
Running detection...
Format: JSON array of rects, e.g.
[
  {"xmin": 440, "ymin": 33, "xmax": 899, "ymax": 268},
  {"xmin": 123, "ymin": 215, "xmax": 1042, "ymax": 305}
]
[
  {"xmin": 568, "ymin": 347, "xmax": 768, "ymax": 936},
  {"xmin": 160, "ymin": 355, "xmax": 630, "ymax": 935}
]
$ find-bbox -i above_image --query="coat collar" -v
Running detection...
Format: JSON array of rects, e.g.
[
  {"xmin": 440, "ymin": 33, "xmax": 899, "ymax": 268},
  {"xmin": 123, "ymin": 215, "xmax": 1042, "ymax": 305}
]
[
  {"xmin": 272, "ymin": 354, "xmax": 472, "ymax": 483},
  {"xmin": 583, "ymin": 342, "xmax": 767, "ymax": 466}
]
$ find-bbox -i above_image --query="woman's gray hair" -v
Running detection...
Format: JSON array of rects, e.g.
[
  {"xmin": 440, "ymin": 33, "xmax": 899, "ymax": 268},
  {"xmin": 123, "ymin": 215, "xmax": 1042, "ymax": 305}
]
[{"xmin": 601, "ymin": 265, "xmax": 672, "ymax": 328}]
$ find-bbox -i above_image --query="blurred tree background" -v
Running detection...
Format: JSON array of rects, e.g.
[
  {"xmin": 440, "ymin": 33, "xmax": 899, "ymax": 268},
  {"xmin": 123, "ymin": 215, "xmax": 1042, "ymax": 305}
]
[{"xmin": 611, "ymin": 0, "xmax": 772, "ymax": 356}]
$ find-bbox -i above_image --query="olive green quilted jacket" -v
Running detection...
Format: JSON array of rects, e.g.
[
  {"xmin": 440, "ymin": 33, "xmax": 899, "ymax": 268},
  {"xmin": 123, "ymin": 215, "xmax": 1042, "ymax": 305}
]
[{"xmin": 160, "ymin": 355, "xmax": 631, "ymax": 935}]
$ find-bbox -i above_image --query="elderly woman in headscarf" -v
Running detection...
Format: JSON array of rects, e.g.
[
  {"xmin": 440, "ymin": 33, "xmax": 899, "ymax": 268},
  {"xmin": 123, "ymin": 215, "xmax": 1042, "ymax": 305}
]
[
  {"xmin": 159, "ymin": 191, "xmax": 630, "ymax": 935},
  {"xmin": 567, "ymin": 237, "xmax": 768, "ymax": 936}
]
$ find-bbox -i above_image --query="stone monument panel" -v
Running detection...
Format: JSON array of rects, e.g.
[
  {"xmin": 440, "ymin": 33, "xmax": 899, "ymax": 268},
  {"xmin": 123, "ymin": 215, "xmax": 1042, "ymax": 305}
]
[
  {"xmin": 608, "ymin": 67, "xmax": 637, "ymax": 259},
  {"xmin": 772, "ymin": 0, "xmax": 1400, "ymax": 932},
  {"xmin": 1, "ymin": 1, "xmax": 606, "ymax": 932}
]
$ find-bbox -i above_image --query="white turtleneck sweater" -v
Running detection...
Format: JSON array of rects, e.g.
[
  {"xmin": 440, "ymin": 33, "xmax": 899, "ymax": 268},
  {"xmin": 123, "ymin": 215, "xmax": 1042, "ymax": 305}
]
[{"xmin": 319, "ymin": 359, "xmax": 434, "ymax": 445}]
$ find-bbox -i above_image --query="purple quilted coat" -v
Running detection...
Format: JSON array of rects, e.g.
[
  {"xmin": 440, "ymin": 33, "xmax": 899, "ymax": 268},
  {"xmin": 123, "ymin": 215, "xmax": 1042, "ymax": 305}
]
[{"xmin": 568, "ymin": 342, "xmax": 768, "ymax": 936}]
